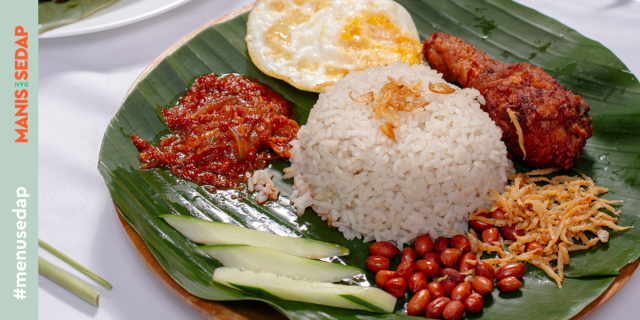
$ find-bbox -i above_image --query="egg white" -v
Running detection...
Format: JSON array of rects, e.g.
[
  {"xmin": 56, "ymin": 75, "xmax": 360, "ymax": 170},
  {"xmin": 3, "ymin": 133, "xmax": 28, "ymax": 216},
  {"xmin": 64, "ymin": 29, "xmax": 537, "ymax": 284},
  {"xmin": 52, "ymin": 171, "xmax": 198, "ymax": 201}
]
[{"xmin": 246, "ymin": 0, "xmax": 422, "ymax": 92}]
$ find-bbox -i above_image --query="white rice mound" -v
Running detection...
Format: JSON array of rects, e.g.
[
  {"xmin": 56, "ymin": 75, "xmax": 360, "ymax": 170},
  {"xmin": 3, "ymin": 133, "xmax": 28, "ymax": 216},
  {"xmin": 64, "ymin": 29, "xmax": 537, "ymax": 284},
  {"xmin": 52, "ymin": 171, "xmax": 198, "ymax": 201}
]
[{"xmin": 283, "ymin": 63, "xmax": 513, "ymax": 247}]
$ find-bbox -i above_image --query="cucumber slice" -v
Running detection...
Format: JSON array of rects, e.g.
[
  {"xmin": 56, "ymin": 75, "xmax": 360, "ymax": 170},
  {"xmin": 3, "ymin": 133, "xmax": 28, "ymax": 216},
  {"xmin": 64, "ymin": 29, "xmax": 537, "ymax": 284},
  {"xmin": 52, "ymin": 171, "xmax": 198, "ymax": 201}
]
[
  {"xmin": 197, "ymin": 245, "xmax": 362, "ymax": 282},
  {"xmin": 160, "ymin": 215, "xmax": 349, "ymax": 259},
  {"xmin": 213, "ymin": 267, "xmax": 396, "ymax": 313}
]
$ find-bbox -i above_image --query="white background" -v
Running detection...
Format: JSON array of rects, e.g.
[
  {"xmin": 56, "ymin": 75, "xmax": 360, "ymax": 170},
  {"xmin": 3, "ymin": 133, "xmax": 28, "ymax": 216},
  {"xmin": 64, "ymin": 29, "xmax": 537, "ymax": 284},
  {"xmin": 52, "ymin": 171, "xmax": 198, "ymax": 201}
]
[{"xmin": 38, "ymin": 0, "xmax": 640, "ymax": 319}]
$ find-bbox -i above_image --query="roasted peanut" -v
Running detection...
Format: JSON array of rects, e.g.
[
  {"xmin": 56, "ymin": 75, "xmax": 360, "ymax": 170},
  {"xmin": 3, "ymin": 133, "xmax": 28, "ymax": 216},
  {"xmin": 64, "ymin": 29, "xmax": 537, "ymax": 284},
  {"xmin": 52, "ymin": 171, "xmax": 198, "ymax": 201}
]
[
  {"xmin": 384, "ymin": 277, "xmax": 407, "ymax": 298},
  {"xmin": 526, "ymin": 242, "xmax": 544, "ymax": 257},
  {"xmin": 469, "ymin": 213, "xmax": 491, "ymax": 232},
  {"xmin": 408, "ymin": 272, "xmax": 428, "ymax": 294},
  {"xmin": 415, "ymin": 259, "xmax": 440, "ymax": 278},
  {"xmin": 475, "ymin": 261, "xmax": 495, "ymax": 281},
  {"xmin": 440, "ymin": 268, "xmax": 465, "ymax": 284},
  {"xmin": 396, "ymin": 261, "xmax": 415, "ymax": 279},
  {"xmin": 407, "ymin": 289, "xmax": 431, "ymax": 316},
  {"xmin": 375, "ymin": 270, "xmax": 398, "ymax": 288},
  {"xmin": 491, "ymin": 208, "xmax": 506, "ymax": 220},
  {"xmin": 423, "ymin": 252, "xmax": 441, "ymax": 265},
  {"xmin": 440, "ymin": 248, "xmax": 462, "ymax": 269},
  {"xmin": 442, "ymin": 278, "xmax": 457, "ymax": 297},
  {"xmin": 458, "ymin": 252, "xmax": 476, "ymax": 273},
  {"xmin": 482, "ymin": 227, "xmax": 500, "ymax": 244},
  {"xmin": 497, "ymin": 277, "xmax": 522, "ymax": 293},
  {"xmin": 427, "ymin": 281, "xmax": 445, "ymax": 299},
  {"xmin": 500, "ymin": 225, "xmax": 524, "ymax": 241},
  {"xmin": 443, "ymin": 300, "xmax": 465, "ymax": 320},
  {"xmin": 415, "ymin": 234, "xmax": 434, "ymax": 256},
  {"xmin": 471, "ymin": 276, "xmax": 494, "ymax": 296},
  {"xmin": 434, "ymin": 237, "xmax": 450, "ymax": 254},
  {"xmin": 425, "ymin": 297, "xmax": 450, "ymax": 319},
  {"xmin": 464, "ymin": 292, "xmax": 483, "ymax": 313},
  {"xmin": 400, "ymin": 247, "xmax": 417, "ymax": 263},
  {"xmin": 369, "ymin": 241, "xmax": 399, "ymax": 259},
  {"xmin": 365, "ymin": 255, "xmax": 390, "ymax": 273},
  {"xmin": 450, "ymin": 234, "xmax": 471, "ymax": 253},
  {"xmin": 496, "ymin": 263, "xmax": 525, "ymax": 280},
  {"xmin": 450, "ymin": 282, "xmax": 472, "ymax": 302}
]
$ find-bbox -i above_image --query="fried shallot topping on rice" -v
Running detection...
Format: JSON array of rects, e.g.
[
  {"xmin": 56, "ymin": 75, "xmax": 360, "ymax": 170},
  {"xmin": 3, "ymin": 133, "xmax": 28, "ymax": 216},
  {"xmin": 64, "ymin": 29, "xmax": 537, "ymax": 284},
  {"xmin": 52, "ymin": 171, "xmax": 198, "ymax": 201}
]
[
  {"xmin": 467, "ymin": 169, "xmax": 631, "ymax": 288},
  {"xmin": 349, "ymin": 76, "xmax": 439, "ymax": 142}
]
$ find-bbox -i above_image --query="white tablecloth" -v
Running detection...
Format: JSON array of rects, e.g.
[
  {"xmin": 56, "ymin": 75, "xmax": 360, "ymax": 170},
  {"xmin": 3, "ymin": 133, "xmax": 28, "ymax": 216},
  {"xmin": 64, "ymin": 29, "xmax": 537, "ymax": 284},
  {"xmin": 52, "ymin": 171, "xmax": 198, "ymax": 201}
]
[{"xmin": 38, "ymin": 0, "xmax": 640, "ymax": 319}]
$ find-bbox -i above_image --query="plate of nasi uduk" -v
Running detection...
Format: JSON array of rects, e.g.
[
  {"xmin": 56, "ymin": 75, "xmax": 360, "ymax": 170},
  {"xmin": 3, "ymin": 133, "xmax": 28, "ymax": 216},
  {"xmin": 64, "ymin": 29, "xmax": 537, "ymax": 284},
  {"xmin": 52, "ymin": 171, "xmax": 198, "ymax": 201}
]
[{"xmin": 99, "ymin": 1, "xmax": 640, "ymax": 319}]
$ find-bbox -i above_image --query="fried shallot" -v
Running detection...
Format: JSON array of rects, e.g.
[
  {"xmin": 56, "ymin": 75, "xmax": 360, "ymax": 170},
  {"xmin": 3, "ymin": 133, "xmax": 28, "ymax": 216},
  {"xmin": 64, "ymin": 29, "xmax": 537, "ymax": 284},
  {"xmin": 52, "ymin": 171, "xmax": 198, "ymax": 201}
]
[{"xmin": 349, "ymin": 76, "xmax": 433, "ymax": 142}]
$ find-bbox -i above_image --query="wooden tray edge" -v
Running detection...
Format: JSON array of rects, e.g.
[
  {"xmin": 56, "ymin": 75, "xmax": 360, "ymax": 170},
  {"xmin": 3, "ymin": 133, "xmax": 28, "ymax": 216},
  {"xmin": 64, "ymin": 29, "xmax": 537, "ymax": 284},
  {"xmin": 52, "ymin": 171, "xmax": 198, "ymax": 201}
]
[{"xmin": 569, "ymin": 256, "xmax": 640, "ymax": 319}]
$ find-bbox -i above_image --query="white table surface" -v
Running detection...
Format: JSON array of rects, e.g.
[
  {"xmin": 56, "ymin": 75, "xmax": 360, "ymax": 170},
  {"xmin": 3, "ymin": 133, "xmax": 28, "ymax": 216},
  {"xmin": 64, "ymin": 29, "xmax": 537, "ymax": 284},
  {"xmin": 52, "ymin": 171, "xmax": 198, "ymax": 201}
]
[{"xmin": 38, "ymin": 0, "xmax": 640, "ymax": 319}]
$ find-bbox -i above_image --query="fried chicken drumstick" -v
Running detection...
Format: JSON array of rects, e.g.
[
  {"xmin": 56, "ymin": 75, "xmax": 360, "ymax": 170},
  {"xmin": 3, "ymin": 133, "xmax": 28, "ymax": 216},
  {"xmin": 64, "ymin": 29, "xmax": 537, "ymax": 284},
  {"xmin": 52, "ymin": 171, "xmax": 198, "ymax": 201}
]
[{"xmin": 423, "ymin": 32, "xmax": 592, "ymax": 169}]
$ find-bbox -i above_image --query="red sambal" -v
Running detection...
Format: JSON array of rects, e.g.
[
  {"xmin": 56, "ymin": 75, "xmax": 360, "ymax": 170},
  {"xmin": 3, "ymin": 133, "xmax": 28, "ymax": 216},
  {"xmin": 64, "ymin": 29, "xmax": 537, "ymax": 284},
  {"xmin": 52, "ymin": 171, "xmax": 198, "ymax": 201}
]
[{"xmin": 131, "ymin": 73, "xmax": 299, "ymax": 188}]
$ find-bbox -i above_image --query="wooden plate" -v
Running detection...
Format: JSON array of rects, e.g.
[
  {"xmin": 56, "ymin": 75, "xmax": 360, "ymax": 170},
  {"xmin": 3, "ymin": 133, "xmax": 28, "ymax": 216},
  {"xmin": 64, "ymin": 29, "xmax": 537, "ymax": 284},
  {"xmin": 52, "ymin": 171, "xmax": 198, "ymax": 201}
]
[{"xmin": 115, "ymin": 3, "xmax": 640, "ymax": 320}]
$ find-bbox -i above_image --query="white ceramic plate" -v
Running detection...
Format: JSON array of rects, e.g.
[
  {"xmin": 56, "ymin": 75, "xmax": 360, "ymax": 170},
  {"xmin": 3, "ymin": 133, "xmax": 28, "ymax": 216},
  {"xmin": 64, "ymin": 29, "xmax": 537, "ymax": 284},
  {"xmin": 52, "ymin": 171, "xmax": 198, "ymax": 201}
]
[{"xmin": 39, "ymin": 0, "xmax": 192, "ymax": 38}]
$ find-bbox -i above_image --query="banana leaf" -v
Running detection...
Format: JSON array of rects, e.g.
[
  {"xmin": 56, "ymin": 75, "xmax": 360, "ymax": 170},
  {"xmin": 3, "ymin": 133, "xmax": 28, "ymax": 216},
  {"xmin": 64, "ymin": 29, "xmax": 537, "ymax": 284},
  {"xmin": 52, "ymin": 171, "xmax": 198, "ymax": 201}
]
[
  {"xmin": 38, "ymin": 0, "xmax": 116, "ymax": 34},
  {"xmin": 98, "ymin": 0, "xmax": 640, "ymax": 319}
]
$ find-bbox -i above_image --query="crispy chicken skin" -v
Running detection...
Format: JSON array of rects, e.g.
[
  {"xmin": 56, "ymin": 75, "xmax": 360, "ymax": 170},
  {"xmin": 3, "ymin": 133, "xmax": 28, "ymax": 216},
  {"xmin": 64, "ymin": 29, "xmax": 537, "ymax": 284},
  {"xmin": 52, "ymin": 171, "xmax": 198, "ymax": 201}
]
[
  {"xmin": 423, "ymin": 32, "xmax": 593, "ymax": 169},
  {"xmin": 423, "ymin": 32, "xmax": 492, "ymax": 87}
]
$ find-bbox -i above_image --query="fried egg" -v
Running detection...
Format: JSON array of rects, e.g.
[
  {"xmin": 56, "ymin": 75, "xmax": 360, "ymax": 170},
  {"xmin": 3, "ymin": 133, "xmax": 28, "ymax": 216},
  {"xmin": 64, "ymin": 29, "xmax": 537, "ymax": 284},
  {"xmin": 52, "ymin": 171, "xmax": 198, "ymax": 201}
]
[{"xmin": 246, "ymin": 0, "xmax": 422, "ymax": 92}]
